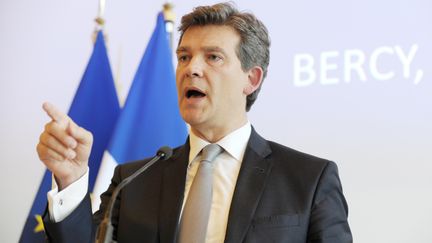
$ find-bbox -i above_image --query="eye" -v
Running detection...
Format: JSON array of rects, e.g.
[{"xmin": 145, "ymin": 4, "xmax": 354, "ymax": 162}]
[
  {"xmin": 177, "ymin": 54, "xmax": 190, "ymax": 63},
  {"xmin": 207, "ymin": 54, "xmax": 222, "ymax": 62}
]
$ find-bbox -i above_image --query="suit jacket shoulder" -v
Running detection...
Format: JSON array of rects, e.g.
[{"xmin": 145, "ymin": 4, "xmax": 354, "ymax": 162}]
[{"xmin": 225, "ymin": 128, "xmax": 352, "ymax": 243}]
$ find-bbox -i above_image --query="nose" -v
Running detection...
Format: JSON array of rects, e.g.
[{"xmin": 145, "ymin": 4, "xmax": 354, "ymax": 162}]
[{"xmin": 185, "ymin": 56, "xmax": 204, "ymax": 78}]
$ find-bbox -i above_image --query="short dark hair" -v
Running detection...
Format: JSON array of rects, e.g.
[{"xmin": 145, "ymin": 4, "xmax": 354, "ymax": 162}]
[{"xmin": 178, "ymin": 2, "xmax": 271, "ymax": 111}]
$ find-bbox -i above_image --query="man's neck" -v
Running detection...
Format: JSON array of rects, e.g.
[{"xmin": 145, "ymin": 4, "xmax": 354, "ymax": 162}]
[{"xmin": 190, "ymin": 119, "xmax": 248, "ymax": 143}]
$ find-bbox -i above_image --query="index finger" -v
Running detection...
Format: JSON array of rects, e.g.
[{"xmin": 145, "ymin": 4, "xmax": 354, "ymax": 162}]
[{"xmin": 42, "ymin": 102, "xmax": 69, "ymax": 124}]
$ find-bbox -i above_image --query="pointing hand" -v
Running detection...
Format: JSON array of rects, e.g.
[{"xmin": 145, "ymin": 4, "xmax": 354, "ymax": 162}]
[{"xmin": 36, "ymin": 102, "xmax": 93, "ymax": 190}]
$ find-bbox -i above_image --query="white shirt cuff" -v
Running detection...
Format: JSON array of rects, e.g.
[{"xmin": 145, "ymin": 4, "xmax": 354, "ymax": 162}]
[{"xmin": 47, "ymin": 168, "xmax": 89, "ymax": 222}]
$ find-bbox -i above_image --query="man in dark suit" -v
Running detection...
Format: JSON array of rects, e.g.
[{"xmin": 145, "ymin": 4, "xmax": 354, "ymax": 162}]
[{"xmin": 37, "ymin": 2, "xmax": 352, "ymax": 243}]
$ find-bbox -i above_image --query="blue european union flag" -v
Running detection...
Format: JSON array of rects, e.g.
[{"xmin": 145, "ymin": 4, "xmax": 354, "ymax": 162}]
[{"xmin": 19, "ymin": 31, "xmax": 120, "ymax": 242}]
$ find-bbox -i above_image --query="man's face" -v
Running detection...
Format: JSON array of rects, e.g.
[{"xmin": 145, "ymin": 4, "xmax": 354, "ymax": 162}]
[{"xmin": 176, "ymin": 25, "xmax": 251, "ymax": 134}]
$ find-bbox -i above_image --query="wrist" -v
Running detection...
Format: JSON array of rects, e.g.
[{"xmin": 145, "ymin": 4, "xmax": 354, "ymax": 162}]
[{"xmin": 55, "ymin": 168, "xmax": 88, "ymax": 191}]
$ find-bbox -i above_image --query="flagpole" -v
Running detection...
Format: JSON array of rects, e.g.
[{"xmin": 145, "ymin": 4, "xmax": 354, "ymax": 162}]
[
  {"xmin": 93, "ymin": 0, "xmax": 106, "ymax": 42},
  {"xmin": 163, "ymin": 3, "xmax": 175, "ymax": 50},
  {"xmin": 93, "ymin": 0, "xmax": 124, "ymax": 101}
]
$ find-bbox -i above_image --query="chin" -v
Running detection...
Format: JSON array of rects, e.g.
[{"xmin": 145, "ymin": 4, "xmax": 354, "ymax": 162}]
[
  {"xmin": 180, "ymin": 112, "xmax": 204, "ymax": 126},
  {"xmin": 184, "ymin": 118, "xmax": 204, "ymax": 128}
]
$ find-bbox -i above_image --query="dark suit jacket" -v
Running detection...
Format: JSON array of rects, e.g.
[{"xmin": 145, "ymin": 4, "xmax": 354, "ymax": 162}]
[{"xmin": 44, "ymin": 128, "xmax": 352, "ymax": 243}]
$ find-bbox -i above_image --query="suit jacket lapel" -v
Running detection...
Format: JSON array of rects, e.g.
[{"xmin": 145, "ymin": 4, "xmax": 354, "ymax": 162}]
[
  {"xmin": 159, "ymin": 141, "xmax": 190, "ymax": 243},
  {"xmin": 224, "ymin": 128, "xmax": 273, "ymax": 243}
]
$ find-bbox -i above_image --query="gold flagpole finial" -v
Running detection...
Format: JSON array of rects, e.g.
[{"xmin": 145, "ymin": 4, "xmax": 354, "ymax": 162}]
[
  {"xmin": 93, "ymin": 0, "xmax": 107, "ymax": 43},
  {"xmin": 95, "ymin": 0, "xmax": 106, "ymax": 29},
  {"xmin": 95, "ymin": 17, "xmax": 105, "ymax": 27},
  {"xmin": 163, "ymin": 3, "xmax": 175, "ymax": 50},
  {"xmin": 163, "ymin": 3, "xmax": 175, "ymax": 23}
]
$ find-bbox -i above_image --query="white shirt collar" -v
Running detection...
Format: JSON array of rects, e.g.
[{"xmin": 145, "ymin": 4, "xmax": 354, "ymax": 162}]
[{"xmin": 188, "ymin": 122, "xmax": 252, "ymax": 164}]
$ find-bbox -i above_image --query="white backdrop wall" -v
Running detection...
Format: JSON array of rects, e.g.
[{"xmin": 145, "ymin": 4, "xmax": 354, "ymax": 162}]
[{"xmin": 1, "ymin": 0, "xmax": 431, "ymax": 242}]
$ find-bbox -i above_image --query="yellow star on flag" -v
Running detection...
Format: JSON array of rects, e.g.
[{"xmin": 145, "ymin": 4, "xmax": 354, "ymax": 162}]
[{"xmin": 34, "ymin": 214, "xmax": 45, "ymax": 233}]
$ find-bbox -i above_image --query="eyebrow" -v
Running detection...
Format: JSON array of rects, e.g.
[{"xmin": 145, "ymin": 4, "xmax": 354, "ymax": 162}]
[
  {"xmin": 176, "ymin": 46, "xmax": 228, "ymax": 56},
  {"xmin": 176, "ymin": 46, "xmax": 189, "ymax": 54}
]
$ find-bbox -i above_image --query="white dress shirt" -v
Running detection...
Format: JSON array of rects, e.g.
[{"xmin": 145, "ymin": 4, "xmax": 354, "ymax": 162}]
[{"xmin": 47, "ymin": 122, "xmax": 252, "ymax": 243}]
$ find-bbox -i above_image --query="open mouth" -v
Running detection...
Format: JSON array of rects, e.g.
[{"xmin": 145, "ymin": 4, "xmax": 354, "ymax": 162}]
[{"xmin": 186, "ymin": 88, "xmax": 206, "ymax": 99}]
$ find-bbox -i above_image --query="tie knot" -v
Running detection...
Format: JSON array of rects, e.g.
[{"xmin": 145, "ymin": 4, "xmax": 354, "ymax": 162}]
[{"xmin": 201, "ymin": 144, "xmax": 223, "ymax": 163}]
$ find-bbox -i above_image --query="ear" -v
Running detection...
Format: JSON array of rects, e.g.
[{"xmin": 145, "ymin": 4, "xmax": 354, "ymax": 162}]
[{"xmin": 243, "ymin": 66, "xmax": 263, "ymax": 95}]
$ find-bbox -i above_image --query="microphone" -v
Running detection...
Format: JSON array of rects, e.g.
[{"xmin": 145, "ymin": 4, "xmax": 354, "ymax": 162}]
[{"xmin": 95, "ymin": 146, "xmax": 173, "ymax": 243}]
